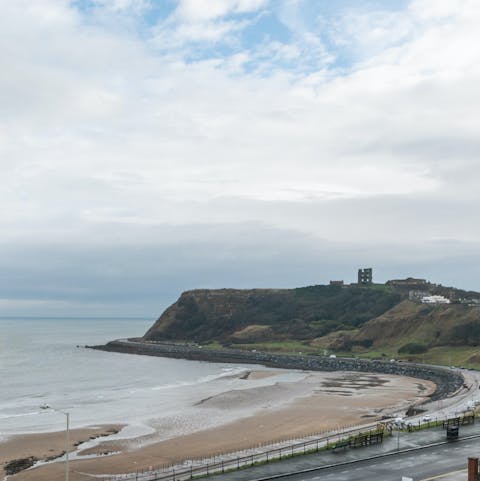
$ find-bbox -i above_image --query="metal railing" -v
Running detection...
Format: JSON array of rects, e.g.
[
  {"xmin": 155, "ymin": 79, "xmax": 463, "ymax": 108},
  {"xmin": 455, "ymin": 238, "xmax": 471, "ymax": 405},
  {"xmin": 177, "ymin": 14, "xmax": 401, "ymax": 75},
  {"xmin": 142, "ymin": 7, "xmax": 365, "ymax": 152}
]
[
  {"xmin": 103, "ymin": 412, "xmax": 476, "ymax": 481},
  {"xmin": 104, "ymin": 423, "xmax": 384, "ymax": 481}
]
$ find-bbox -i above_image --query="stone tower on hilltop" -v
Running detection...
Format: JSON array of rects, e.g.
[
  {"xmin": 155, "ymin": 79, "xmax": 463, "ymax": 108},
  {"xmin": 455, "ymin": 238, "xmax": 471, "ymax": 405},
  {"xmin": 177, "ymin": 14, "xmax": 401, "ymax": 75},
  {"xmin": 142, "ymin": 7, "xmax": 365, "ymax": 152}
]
[{"xmin": 358, "ymin": 268, "xmax": 373, "ymax": 285}]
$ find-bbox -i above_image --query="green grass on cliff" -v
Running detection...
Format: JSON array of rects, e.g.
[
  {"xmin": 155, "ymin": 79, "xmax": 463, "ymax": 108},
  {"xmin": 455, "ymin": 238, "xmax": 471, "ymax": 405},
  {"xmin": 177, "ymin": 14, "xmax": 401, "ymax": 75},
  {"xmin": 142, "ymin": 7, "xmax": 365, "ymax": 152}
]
[
  {"xmin": 232, "ymin": 341, "xmax": 322, "ymax": 355},
  {"xmin": 229, "ymin": 339, "xmax": 480, "ymax": 370},
  {"xmin": 330, "ymin": 346, "xmax": 480, "ymax": 370},
  {"xmin": 408, "ymin": 346, "xmax": 480, "ymax": 369}
]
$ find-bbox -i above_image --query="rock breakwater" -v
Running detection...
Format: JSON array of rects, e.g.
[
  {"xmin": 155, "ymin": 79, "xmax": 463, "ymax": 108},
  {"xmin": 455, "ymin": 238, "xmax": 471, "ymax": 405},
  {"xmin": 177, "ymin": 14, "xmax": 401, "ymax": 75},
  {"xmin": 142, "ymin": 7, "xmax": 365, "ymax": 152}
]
[{"xmin": 90, "ymin": 339, "xmax": 464, "ymax": 402}]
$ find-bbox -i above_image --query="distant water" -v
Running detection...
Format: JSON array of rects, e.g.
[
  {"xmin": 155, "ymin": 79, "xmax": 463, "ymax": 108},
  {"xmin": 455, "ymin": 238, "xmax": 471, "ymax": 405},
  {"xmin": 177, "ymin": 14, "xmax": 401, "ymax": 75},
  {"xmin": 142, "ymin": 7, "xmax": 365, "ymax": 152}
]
[{"xmin": 0, "ymin": 318, "xmax": 261, "ymax": 441}]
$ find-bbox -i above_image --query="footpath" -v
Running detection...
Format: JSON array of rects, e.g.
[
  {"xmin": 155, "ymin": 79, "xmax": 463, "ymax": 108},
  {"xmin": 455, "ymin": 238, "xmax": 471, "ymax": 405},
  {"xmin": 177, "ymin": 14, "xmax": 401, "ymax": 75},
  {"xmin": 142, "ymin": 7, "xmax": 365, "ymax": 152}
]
[{"xmin": 211, "ymin": 420, "xmax": 480, "ymax": 481}]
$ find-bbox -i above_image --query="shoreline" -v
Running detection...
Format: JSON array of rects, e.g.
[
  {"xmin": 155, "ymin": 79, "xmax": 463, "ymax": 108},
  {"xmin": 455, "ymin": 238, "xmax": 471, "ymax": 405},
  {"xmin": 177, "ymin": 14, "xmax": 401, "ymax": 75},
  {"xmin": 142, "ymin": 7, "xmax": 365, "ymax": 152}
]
[
  {"xmin": 4, "ymin": 369, "xmax": 436, "ymax": 481},
  {"xmin": 0, "ymin": 425, "xmax": 123, "ymax": 477},
  {"xmin": 90, "ymin": 339, "xmax": 464, "ymax": 401}
]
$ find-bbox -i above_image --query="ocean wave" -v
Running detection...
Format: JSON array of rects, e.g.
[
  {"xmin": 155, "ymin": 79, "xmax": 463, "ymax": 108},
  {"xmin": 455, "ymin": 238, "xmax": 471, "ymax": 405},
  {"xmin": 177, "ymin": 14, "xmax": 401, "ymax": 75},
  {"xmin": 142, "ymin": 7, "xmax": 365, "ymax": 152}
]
[
  {"xmin": 0, "ymin": 411, "xmax": 41, "ymax": 419},
  {"xmin": 150, "ymin": 366, "xmax": 247, "ymax": 391}
]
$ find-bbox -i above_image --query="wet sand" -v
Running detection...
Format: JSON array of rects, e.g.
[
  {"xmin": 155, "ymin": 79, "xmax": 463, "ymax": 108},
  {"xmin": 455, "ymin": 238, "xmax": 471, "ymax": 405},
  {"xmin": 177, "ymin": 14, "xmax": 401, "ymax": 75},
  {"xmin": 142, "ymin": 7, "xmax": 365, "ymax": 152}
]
[
  {"xmin": 0, "ymin": 425, "xmax": 123, "ymax": 476},
  {"xmin": 5, "ymin": 370, "xmax": 435, "ymax": 481}
]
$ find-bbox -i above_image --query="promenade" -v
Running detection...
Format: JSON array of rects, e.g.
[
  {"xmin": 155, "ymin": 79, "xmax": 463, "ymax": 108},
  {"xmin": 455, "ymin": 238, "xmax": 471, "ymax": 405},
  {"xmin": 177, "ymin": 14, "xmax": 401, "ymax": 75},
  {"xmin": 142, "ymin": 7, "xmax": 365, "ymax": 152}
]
[{"xmin": 211, "ymin": 419, "xmax": 480, "ymax": 481}]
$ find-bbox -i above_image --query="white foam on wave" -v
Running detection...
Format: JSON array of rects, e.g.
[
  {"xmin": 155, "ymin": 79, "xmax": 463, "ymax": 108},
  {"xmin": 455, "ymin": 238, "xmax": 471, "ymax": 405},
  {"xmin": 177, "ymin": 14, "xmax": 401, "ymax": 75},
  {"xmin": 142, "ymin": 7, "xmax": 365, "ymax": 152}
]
[
  {"xmin": 1, "ymin": 318, "xmax": 297, "ymax": 447},
  {"xmin": 0, "ymin": 411, "xmax": 41, "ymax": 420},
  {"xmin": 150, "ymin": 366, "xmax": 247, "ymax": 391}
]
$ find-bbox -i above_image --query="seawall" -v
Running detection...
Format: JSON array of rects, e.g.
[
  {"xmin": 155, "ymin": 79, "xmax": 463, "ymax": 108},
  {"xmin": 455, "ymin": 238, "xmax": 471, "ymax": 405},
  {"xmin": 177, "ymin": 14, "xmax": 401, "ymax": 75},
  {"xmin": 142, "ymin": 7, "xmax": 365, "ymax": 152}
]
[{"xmin": 90, "ymin": 339, "xmax": 464, "ymax": 402}]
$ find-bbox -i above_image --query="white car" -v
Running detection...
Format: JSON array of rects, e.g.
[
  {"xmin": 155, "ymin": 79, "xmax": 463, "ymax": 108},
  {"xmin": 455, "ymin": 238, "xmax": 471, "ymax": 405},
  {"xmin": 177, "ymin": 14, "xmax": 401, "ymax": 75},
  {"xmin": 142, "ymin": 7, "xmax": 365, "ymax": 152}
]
[{"xmin": 422, "ymin": 415, "xmax": 432, "ymax": 422}]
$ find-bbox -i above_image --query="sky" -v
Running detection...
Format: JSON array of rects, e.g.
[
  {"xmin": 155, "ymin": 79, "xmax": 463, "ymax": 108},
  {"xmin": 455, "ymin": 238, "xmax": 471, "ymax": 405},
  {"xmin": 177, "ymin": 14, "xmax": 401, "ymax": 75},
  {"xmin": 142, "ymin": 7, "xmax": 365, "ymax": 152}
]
[{"xmin": 1, "ymin": 0, "xmax": 479, "ymax": 317}]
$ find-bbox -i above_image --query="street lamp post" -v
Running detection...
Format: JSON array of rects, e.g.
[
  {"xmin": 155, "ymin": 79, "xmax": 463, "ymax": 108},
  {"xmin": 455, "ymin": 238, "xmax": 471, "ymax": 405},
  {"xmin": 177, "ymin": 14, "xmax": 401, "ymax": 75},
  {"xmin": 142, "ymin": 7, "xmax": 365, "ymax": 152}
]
[
  {"xmin": 64, "ymin": 411, "xmax": 70, "ymax": 481},
  {"xmin": 42, "ymin": 407, "xmax": 70, "ymax": 481}
]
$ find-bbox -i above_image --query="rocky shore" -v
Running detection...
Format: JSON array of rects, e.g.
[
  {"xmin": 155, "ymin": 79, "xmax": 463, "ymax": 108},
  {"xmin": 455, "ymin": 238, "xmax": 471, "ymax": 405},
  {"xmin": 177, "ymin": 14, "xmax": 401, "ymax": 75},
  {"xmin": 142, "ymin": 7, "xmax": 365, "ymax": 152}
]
[{"xmin": 90, "ymin": 339, "xmax": 464, "ymax": 402}]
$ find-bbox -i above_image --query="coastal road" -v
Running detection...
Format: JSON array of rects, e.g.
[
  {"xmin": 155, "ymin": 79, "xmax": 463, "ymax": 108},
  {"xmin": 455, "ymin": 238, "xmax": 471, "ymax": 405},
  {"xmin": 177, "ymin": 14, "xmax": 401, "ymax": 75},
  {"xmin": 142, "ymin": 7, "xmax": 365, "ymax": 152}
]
[
  {"xmin": 278, "ymin": 443, "xmax": 474, "ymax": 481},
  {"xmin": 424, "ymin": 368, "xmax": 480, "ymax": 419},
  {"xmin": 217, "ymin": 437, "xmax": 480, "ymax": 481}
]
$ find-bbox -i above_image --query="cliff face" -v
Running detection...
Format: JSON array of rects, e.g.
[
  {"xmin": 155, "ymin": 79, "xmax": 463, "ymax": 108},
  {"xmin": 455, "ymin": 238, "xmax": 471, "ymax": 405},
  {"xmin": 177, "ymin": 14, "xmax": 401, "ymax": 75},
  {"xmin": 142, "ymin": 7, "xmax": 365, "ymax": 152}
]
[
  {"xmin": 143, "ymin": 288, "xmax": 264, "ymax": 341},
  {"xmin": 143, "ymin": 285, "xmax": 402, "ymax": 343},
  {"xmin": 142, "ymin": 282, "xmax": 480, "ymax": 365}
]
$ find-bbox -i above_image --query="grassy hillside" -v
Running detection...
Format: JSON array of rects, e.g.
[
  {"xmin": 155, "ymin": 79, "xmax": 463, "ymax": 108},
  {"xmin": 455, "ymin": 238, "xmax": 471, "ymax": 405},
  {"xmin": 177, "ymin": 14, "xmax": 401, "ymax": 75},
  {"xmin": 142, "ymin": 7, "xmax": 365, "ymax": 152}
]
[
  {"xmin": 144, "ymin": 284, "xmax": 401, "ymax": 343},
  {"xmin": 311, "ymin": 300, "xmax": 480, "ymax": 367},
  {"xmin": 329, "ymin": 300, "xmax": 480, "ymax": 350},
  {"xmin": 143, "ymin": 283, "xmax": 480, "ymax": 368}
]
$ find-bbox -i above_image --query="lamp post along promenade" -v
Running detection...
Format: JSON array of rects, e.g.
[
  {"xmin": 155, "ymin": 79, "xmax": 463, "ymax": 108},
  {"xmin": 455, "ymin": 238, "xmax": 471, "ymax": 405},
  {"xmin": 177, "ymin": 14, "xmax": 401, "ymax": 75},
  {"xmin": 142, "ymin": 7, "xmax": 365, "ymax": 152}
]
[
  {"xmin": 42, "ymin": 406, "xmax": 70, "ymax": 481},
  {"xmin": 65, "ymin": 411, "xmax": 70, "ymax": 481}
]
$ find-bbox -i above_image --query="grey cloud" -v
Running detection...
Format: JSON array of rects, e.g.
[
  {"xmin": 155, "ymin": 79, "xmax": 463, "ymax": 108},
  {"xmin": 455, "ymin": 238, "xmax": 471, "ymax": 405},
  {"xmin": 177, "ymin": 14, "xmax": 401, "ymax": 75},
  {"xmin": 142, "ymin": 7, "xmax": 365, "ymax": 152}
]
[
  {"xmin": 1, "ymin": 222, "xmax": 479, "ymax": 317},
  {"xmin": 1, "ymin": 1, "xmax": 480, "ymax": 317}
]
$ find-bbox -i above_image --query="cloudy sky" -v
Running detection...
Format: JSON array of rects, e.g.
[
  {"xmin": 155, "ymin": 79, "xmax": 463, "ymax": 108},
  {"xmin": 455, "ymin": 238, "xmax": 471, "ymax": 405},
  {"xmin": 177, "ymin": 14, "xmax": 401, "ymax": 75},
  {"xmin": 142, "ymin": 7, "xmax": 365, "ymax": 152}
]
[{"xmin": 1, "ymin": 0, "xmax": 479, "ymax": 317}]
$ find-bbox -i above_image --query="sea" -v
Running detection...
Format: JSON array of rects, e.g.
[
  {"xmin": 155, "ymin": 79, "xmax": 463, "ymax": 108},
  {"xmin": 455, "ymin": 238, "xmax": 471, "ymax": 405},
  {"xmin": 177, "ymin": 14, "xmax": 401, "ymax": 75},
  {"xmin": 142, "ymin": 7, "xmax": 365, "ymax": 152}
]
[{"xmin": 0, "ymin": 317, "xmax": 275, "ymax": 443}]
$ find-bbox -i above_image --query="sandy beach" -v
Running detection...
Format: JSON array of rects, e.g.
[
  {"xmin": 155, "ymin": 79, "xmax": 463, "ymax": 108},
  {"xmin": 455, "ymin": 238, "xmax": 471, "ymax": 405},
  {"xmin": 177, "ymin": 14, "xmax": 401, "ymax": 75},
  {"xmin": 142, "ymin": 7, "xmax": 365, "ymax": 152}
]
[
  {"xmin": 0, "ymin": 426, "xmax": 123, "ymax": 477},
  {"xmin": 4, "ymin": 369, "xmax": 435, "ymax": 481}
]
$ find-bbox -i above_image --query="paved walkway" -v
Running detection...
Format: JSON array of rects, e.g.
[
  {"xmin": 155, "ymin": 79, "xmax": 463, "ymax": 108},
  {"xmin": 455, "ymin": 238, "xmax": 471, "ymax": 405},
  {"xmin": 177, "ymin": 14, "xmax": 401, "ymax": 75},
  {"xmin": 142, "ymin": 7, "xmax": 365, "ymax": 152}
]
[{"xmin": 212, "ymin": 421, "xmax": 480, "ymax": 481}]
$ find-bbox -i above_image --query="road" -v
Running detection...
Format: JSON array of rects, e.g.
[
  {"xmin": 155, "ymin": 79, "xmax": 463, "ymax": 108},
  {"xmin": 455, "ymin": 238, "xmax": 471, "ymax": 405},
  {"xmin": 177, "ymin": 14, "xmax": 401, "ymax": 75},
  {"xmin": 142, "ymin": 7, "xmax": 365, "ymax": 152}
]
[
  {"xmin": 214, "ymin": 436, "xmax": 480, "ymax": 481},
  {"xmin": 275, "ymin": 440, "xmax": 477, "ymax": 481},
  {"xmin": 401, "ymin": 367, "xmax": 480, "ymax": 426}
]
